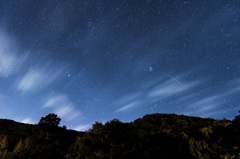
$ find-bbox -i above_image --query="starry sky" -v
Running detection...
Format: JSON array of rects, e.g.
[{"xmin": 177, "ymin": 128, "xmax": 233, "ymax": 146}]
[{"xmin": 0, "ymin": 0, "xmax": 239, "ymax": 131}]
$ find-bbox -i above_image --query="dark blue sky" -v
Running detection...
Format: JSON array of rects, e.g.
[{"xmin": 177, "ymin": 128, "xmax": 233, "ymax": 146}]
[{"xmin": 0, "ymin": 0, "xmax": 239, "ymax": 131}]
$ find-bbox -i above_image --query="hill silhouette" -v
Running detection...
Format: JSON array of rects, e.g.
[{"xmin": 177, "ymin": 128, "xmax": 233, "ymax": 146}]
[{"xmin": 0, "ymin": 113, "xmax": 240, "ymax": 159}]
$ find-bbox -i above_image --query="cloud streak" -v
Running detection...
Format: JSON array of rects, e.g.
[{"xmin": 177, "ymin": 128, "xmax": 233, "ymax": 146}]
[
  {"xmin": 42, "ymin": 94, "xmax": 80, "ymax": 121},
  {"xmin": 180, "ymin": 77, "xmax": 240, "ymax": 118},
  {"xmin": 73, "ymin": 124, "xmax": 92, "ymax": 132},
  {"xmin": 116, "ymin": 101, "xmax": 140, "ymax": 112},
  {"xmin": 17, "ymin": 69, "xmax": 43, "ymax": 92},
  {"xmin": 20, "ymin": 118, "xmax": 35, "ymax": 124},
  {"xmin": 16, "ymin": 63, "xmax": 67, "ymax": 93},
  {"xmin": 112, "ymin": 93, "xmax": 141, "ymax": 106},
  {"xmin": 148, "ymin": 80, "xmax": 198, "ymax": 98},
  {"xmin": 0, "ymin": 30, "xmax": 27, "ymax": 77}
]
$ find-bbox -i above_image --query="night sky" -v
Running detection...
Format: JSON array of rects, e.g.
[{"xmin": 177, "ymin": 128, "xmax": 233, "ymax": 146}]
[{"xmin": 0, "ymin": 1, "xmax": 239, "ymax": 131}]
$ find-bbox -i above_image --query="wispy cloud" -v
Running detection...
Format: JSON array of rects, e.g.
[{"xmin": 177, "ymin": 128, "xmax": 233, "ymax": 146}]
[
  {"xmin": 20, "ymin": 118, "xmax": 35, "ymax": 124},
  {"xmin": 112, "ymin": 93, "xmax": 141, "ymax": 106},
  {"xmin": 112, "ymin": 93, "xmax": 143, "ymax": 112},
  {"xmin": 42, "ymin": 94, "xmax": 80, "ymax": 120},
  {"xmin": 182, "ymin": 77, "xmax": 240, "ymax": 118},
  {"xmin": 17, "ymin": 69, "xmax": 43, "ymax": 92},
  {"xmin": 0, "ymin": 30, "xmax": 27, "ymax": 77},
  {"xmin": 55, "ymin": 104, "xmax": 74, "ymax": 116},
  {"xmin": 148, "ymin": 80, "xmax": 198, "ymax": 98},
  {"xmin": 16, "ymin": 63, "xmax": 66, "ymax": 93},
  {"xmin": 43, "ymin": 94, "xmax": 68, "ymax": 108},
  {"xmin": 0, "ymin": 52, "xmax": 15, "ymax": 77},
  {"xmin": 116, "ymin": 101, "xmax": 140, "ymax": 112},
  {"xmin": 187, "ymin": 96, "xmax": 220, "ymax": 112},
  {"xmin": 73, "ymin": 124, "xmax": 92, "ymax": 131}
]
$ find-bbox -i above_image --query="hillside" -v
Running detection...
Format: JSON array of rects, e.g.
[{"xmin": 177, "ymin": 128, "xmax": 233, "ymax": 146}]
[{"xmin": 0, "ymin": 113, "xmax": 240, "ymax": 159}]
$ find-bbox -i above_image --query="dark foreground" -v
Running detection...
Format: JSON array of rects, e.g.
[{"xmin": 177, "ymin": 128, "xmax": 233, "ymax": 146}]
[{"xmin": 0, "ymin": 112, "xmax": 240, "ymax": 159}]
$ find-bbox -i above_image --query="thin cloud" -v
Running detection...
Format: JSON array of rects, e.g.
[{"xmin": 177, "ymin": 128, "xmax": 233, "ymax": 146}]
[
  {"xmin": 112, "ymin": 93, "xmax": 141, "ymax": 106},
  {"xmin": 73, "ymin": 124, "xmax": 92, "ymax": 131},
  {"xmin": 0, "ymin": 31, "xmax": 15, "ymax": 76},
  {"xmin": 185, "ymin": 78, "xmax": 240, "ymax": 114},
  {"xmin": 20, "ymin": 118, "xmax": 35, "ymax": 124},
  {"xmin": 184, "ymin": 94, "xmax": 228, "ymax": 117},
  {"xmin": 0, "ymin": 30, "xmax": 27, "ymax": 77},
  {"xmin": 0, "ymin": 53, "xmax": 15, "ymax": 77},
  {"xmin": 188, "ymin": 96, "xmax": 219, "ymax": 108},
  {"xmin": 116, "ymin": 101, "xmax": 140, "ymax": 112},
  {"xmin": 16, "ymin": 63, "xmax": 66, "ymax": 93},
  {"xmin": 42, "ymin": 94, "xmax": 80, "ymax": 120},
  {"xmin": 17, "ymin": 69, "xmax": 43, "ymax": 92},
  {"xmin": 43, "ymin": 94, "xmax": 68, "ymax": 108},
  {"xmin": 148, "ymin": 80, "xmax": 197, "ymax": 98},
  {"xmin": 55, "ymin": 105, "xmax": 74, "ymax": 117}
]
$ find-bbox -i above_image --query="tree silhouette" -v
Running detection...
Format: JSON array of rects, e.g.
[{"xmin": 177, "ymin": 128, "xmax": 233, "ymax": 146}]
[
  {"xmin": 38, "ymin": 113, "xmax": 61, "ymax": 127},
  {"xmin": 233, "ymin": 111, "xmax": 240, "ymax": 122}
]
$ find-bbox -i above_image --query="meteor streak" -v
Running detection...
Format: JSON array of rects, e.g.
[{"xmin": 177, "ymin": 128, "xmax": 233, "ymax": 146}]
[{"xmin": 164, "ymin": 72, "xmax": 184, "ymax": 86}]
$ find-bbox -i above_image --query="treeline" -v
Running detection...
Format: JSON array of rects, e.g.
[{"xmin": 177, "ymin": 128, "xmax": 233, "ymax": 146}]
[
  {"xmin": 0, "ymin": 118, "xmax": 83, "ymax": 159},
  {"xmin": 0, "ymin": 113, "xmax": 240, "ymax": 158}
]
